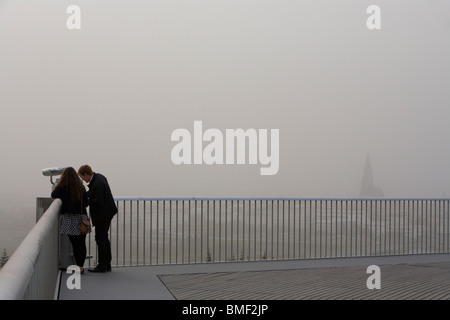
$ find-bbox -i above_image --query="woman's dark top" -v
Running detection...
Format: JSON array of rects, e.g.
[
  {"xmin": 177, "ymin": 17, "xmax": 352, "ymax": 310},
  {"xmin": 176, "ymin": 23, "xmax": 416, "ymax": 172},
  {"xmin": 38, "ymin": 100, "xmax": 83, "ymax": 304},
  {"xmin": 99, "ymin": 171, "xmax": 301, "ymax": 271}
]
[{"xmin": 51, "ymin": 187, "xmax": 88, "ymax": 215}]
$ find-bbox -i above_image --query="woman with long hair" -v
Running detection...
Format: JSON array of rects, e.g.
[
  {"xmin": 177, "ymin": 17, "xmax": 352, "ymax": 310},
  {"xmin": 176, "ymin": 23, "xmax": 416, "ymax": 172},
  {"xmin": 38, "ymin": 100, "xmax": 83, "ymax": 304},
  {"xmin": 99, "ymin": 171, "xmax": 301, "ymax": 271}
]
[{"xmin": 51, "ymin": 167, "xmax": 90, "ymax": 273}]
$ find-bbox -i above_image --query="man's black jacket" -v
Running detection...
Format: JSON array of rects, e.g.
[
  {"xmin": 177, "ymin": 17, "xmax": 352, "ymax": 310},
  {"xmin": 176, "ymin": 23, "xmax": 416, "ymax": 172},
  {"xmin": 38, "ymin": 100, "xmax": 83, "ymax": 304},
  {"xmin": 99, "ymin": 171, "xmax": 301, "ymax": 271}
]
[{"xmin": 87, "ymin": 173, "xmax": 118, "ymax": 226}]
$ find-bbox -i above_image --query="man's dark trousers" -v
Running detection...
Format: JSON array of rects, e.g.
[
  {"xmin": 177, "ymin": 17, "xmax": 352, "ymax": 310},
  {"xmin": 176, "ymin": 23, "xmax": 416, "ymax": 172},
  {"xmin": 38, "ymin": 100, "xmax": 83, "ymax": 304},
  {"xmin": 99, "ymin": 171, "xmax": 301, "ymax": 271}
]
[{"xmin": 95, "ymin": 218, "xmax": 112, "ymax": 269}]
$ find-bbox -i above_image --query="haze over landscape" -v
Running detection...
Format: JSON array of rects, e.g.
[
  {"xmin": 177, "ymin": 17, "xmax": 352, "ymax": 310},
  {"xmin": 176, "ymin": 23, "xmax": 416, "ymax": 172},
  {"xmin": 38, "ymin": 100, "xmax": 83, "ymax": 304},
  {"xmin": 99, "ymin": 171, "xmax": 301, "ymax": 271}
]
[{"xmin": 1, "ymin": 0, "xmax": 449, "ymax": 255}]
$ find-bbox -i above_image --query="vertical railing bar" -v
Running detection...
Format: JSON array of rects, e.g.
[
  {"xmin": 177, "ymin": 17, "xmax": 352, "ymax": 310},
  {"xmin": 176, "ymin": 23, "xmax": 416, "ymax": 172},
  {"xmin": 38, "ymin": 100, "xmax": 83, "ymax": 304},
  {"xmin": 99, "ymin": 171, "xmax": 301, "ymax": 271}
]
[
  {"xmin": 122, "ymin": 201, "xmax": 125, "ymax": 266},
  {"xmin": 271, "ymin": 200, "xmax": 275, "ymax": 260},
  {"xmin": 194, "ymin": 200, "xmax": 198, "ymax": 263},
  {"xmin": 420, "ymin": 199, "xmax": 423, "ymax": 253},
  {"xmin": 309, "ymin": 200, "xmax": 312, "ymax": 259},
  {"xmin": 254, "ymin": 200, "xmax": 257, "ymax": 260},
  {"xmin": 292, "ymin": 200, "xmax": 296, "ymax": 259},
  {"xmin": 387, "ymin": 200, "xmax": 391, "ymax": 255},
  {"xmin": 390, "ymin": 200, "xmax": 393, "ymax": 255},
  {"xmin": 439, "ymin": 200, "xmax": 442, "ymax": 252},
  {"xmin": 370, "ymin": 200, "xmax": 377, "ymax": 256},
  {"xmin": 444, "ymin": 200, "xmax": 450, "ymax": 252},
  {"xmin": 362, "ymin": 200, "xmax": 366, "ymax": 256},
  {"xmin": 298, "ymin": 200, "xmax": 302, "ymax": 259},
  {"xmin": 200, "ymin": 200, "xmax": 209, "ymax": 262},
  {"xmin": 259, "ymin": 200, "xmax": 262, "ymax": 260},
  {"xmin": 399, "ymin": 200, "xmax": 403, "ymax": 254},
  {"xmin": 407, "ymin": 199, "xmax": 411, "ymax": 254},
  {"xmin": 136, "ymin": 201, "xmax": 139, "ymax": 265},
  {"xmin": 252, "ymin": 200, "xmax": 255, "ymax": 260},
  {"xmin": 284, "ymin": 200, "xmax": 287, "ymax": 259},
  {"xmin": 430, "ymin": 200, "xmax": 433, "ymax": 252},
  {"xmin": 231, "ymin": 200, "xmax": 234, "ymax": 261},
  {"xmin": 149, "ymin": 200, "xmax": 153, "ymax": 265},
  {"xmin": 324, "ymin": 200, "xmax": 327, "ymax": 258},
  {"xmin": 280, "ymin": 200, "xmax": 283, "ymax": 259},
  {"xmin": 417, "ymin": 200, "xmax": 421, "ymax": 253},
  {"xmin": 383, "ymin": 200, "xmax": 387, "ymax": 255},
  {"xmin": 345, "ymin": 200, "xmax": 349, "ymax": 257},
  {"xmin": 219, "ymin": 200, "xmax": 222, "ymax": 262},
  {"xmin": 129, "ymin": 201, "xmax": 132, "ymax": 266},
  {"xmin": 374, "ymin": 200, "xmax": 377, "ymax": 256},
  {"xmin": 332, "ymin": 200, "xmax": 336, "ymax": 257},
  {"xmin": 420, "ymin": 200, "xmax": 424, "ymax": 254},
  {"xmin": 175, "ymin": 201, "xmax": 178, "ymax": 264},
  {"xmin": 372, "ymin": 200, "xmax": 375, "ymax": 255},
  {"xmin": 188, "ymin": 200, "xmax": 191, "ymax": 263},
  {"xmin": 162, "ymin": 201, "xmax": 166, "ymax": 264},
  {"xmin": 143, "ymin": 201, "xmax": 146, "ymax": 265},
  {"xmin": 225, "ymin": 200, "xmax": 228, "ymax": 262},
  {"xmin": 345, "ymin": 200, "xmax": 348, "ymax": 257},
  {"xmin": 243, "ymin": 200, "xmax": 247, "ymax": 260},
  {"xmin": 319, "ymin": 200, "xmax": 322, "ymax": 258},
  {"xmin": 340, "ymin": 200, "xmax": 343, "ymax": 257},
  {"xmin": 402, "ymin": 200, "xmax": 406, "ymax": 254},
  {"xmin": 427, "ymin": 201, "xmax": 433, "ymax": 253},
  {"xmin": 212, "ymin": 200, "xmax": 216, "ymax": 262},
  {"xmin": 413, "ymin": 200, "xmax": 416, "ymax": 254},
  {"xmin": 237, "ymin": 200, "xmax": 240, "ymax": 260},
  {"xmin": 314, "ymin": 200, "xmax": 317, "ymax": 258},
  {"xmin": 407, "ymin": 200, "xmax": 410, "ymax": 254},
  {"xmin": 430, "ymin": 200, "xmax": 433, "ymax": 253},
  {"xmin": 245, "ymin": 200, "xmax": 249, "ymax": 260},
  {"xmin": 292, "ymin": 200, "xmax": 300, "ymax": 259},
  {"xmin": 249, "ymin": 200, "xmax": 252, "ymax": 260},
  {"xmin": 367, "ymin": 200, "xmax": 370, "ymax": 256},
  {"xmin": 287, "ymin": 200, "xmax": 291, "ymax": 259},
  {"xmin": 356, "ymin": 201, "xmax": 360, "ymax": 256},
  {"xmin": 156, "ymin": 201, "xmax": 159, "ymax": 265},
  {"xmin": 354, "ymin": 200, "xmax": 358, "ymax": 256},
  {"xmin": 298, "ymin": 200, "xmax": 306, "ymax": 258},
  {"xmin": 427, "ymin": 200, "xmax": 430, "ymax": 253},
  {"xmin": 359, "ymin": 199, "xmax": 362, "ymax": 256},
  {"xmin": 410, "ymin": 200, "xmax": 413, "ymax": 254},
  {"xmin": 397, "ymin": 201, "xmax": 403, "ymax": 254},
  {"xmin": 169, "ymin": 200, "xmax": 172, "ymax": 264},
  {"xmin": 265, "ymin": 200, "xmax": 268, "ymax": 260},
  {"xmin": 182, "ymin": 200, "xmax": 185, "ymax": 263},
  {"xmin": 114, "ymin": 200, "xmax": 118, "ymax": 267},
  {"xmin": 435, "ymin": 201, "xmax": 438, "ymax": 252},
  {"xmin": 349, "ymin": 200, "xmax": 352, "ymax": 257},
  {"xmin": 392, "ymin": 200, "xmax": 395, "ymax": 255}
]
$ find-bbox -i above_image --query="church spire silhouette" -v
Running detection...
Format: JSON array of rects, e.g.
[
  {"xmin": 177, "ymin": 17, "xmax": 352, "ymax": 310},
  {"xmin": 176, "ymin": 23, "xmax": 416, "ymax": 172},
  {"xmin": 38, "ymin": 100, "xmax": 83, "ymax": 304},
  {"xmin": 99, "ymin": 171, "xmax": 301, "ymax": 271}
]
[{"xmin": 359, "ymin": 155, "xmax": 384, "ymax": 197}]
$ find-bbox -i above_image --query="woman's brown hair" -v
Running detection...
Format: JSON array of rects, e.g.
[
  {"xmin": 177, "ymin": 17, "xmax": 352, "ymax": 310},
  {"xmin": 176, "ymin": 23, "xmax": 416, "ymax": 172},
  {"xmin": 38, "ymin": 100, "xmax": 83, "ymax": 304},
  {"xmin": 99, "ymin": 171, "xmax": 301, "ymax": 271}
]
[{"xmin": 54, "ymin": 167, "xmax": 86, "ymax": 204}]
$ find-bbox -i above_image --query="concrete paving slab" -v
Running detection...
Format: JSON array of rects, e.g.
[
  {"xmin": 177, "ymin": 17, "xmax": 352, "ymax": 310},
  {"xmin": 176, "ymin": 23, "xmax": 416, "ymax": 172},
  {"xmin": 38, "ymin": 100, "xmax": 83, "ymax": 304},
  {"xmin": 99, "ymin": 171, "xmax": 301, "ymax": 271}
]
[{"xmin": 58, "ymin": 254, "xmax": 450, "ymax": 300}]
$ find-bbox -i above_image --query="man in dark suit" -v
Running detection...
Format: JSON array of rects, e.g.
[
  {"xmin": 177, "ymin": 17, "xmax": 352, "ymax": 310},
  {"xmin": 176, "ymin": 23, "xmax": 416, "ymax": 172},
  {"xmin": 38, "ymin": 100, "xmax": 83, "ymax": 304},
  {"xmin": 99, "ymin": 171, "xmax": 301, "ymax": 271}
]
[{"xmin": 78, "ymin": 165, "xmax": 117, "ymax": 272}]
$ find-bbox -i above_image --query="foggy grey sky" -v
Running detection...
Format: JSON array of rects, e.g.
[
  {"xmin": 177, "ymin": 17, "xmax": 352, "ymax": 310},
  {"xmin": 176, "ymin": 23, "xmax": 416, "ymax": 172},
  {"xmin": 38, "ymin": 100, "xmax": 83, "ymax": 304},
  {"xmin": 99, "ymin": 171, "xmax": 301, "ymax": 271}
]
[{"xmin": 1, "ymin": 0, "xmax": 450, "ymax": 219}]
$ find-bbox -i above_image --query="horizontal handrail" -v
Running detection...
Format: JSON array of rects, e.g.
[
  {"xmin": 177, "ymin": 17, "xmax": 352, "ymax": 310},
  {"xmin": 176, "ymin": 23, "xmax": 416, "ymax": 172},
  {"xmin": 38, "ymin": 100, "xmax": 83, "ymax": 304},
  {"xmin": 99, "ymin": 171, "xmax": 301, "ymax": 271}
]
[
  {"xmin": 115, "ymin": 197, "xmax": 450, "ymax": 201},
  {"xmin": 0, "ymin": 199, "xmax": 61, "ymax": 300}
]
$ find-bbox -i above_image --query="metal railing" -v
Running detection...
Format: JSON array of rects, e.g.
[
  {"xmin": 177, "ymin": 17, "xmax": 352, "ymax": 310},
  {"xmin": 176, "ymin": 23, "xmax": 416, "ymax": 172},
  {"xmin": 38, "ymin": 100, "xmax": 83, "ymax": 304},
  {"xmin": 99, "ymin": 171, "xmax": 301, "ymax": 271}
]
[
  {"xmin": 1, "ymin": 197, "xmax": 449, "ymax": 299},
  {"xmin": 84, "ymin": 198, "xmax": 450, "ymax": 267},
  {"xmin": 0, "ymin": 198, "xmax": 61, "ymax": 300}
]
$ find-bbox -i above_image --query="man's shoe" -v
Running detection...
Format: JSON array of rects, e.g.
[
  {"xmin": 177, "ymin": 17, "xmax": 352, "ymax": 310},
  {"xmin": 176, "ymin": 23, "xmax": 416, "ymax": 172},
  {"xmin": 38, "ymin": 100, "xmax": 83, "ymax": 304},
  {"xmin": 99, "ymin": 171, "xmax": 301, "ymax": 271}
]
[
  {"xmin": 106, "ymin": 265, "xmax": 112, "ymax": 272},
  {"xmin": 88, "ymin": 265, "xmax": 106, "ymax": 273}
]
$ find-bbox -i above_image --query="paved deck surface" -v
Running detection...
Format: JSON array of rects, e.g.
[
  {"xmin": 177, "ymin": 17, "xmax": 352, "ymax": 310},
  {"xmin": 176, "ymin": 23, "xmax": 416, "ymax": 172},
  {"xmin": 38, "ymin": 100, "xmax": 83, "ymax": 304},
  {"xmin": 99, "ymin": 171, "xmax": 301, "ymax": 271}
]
[{"xmin": 58, "ymin": 254, "xmax": 450, "ymax": 300}]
